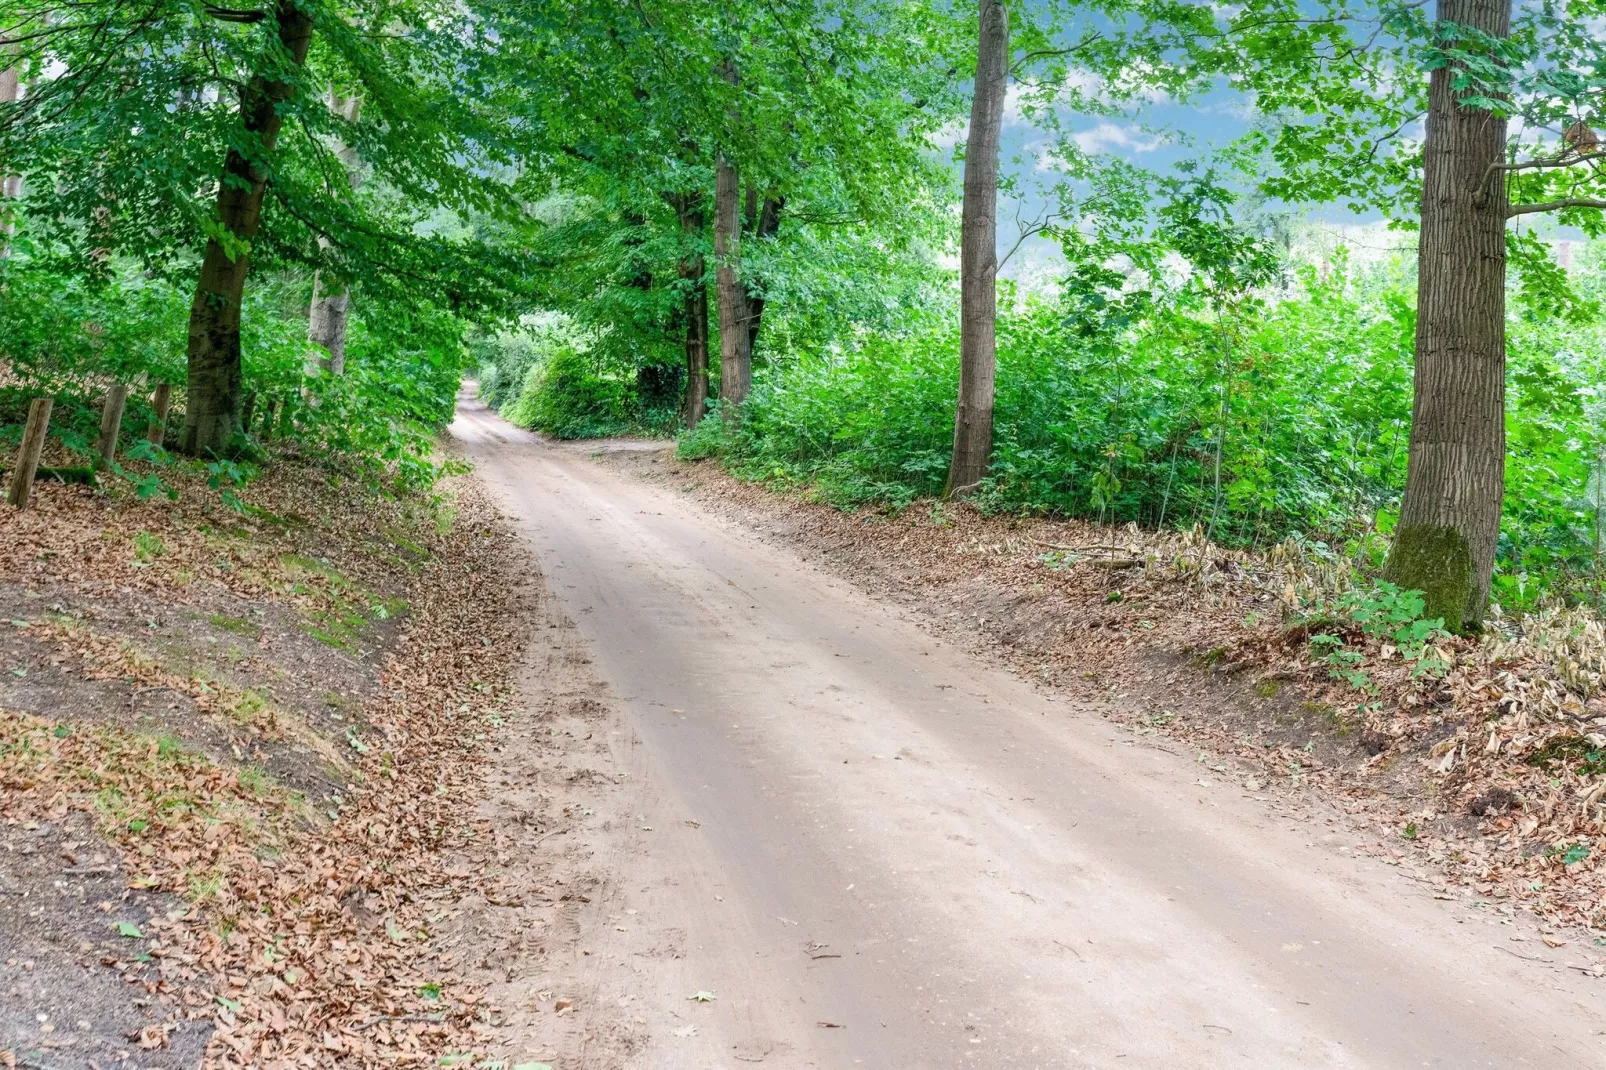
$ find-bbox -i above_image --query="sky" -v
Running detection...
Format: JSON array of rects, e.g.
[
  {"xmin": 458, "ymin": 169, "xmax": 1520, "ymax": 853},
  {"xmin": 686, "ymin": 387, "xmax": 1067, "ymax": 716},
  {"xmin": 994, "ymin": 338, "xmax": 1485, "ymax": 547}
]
[{"xmin": 941, "ymin": 75, "xmax": 1267, "ymax": 286}]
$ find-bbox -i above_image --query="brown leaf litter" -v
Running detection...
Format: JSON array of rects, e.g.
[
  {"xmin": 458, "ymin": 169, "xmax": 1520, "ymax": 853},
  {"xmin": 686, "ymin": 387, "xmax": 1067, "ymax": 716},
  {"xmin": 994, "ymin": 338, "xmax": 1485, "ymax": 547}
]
[{"xmin": 1, "ymin": 452, "xmax": 551, "ymax": 1067}]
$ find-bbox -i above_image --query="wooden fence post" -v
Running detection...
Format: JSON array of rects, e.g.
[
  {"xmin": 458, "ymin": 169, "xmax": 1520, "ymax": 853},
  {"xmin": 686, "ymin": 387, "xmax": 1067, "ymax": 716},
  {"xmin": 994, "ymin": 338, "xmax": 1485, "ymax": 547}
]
[
  {"xmin": 95, "ymin": 384, "xmax": 129, "ymax": 467},
  {"xmin": 8, "ymin": 397, "xmax": 53, "ymax": 509},
  {"xmin": 146, "ymin": 382, "xmax": 172, "ymax": 445},
  {"xmin": 263, "ymin": 398, "xmax": 280, "ymax": 439}
]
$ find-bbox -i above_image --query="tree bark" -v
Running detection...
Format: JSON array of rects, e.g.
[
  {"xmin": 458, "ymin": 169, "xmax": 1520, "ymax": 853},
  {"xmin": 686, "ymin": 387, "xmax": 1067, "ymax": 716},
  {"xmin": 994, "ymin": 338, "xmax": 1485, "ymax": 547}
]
[
  {"xmin": 1382, "ymin": 0, "xmax": 1511, "ymax": 633},
  {"xmin": 180, "ymin": 0, "xmax": 314, "ymax": 456},
  {"xmin": 1, "ymin": 55, "xmax": 21, "ymax": 251},
  {"xmin": 945, "ymin": 0, "xmax": 1008, "ymax": 498},
  {"xmin": 307, "ymin": 92, "xmax": 363, "ymax": 377},
  {"xmin": 674, "ymin": 193, "xmax": 710, "ymax": 426},
  {"xmin": 714, "ymin": 153, "xmax": 752, "ymax": 408}
]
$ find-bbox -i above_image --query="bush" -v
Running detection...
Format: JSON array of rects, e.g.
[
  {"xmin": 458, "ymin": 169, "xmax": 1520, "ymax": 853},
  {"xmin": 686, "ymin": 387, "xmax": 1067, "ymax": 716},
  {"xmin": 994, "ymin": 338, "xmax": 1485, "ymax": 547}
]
[
  {"xmin": 503, "ymin": 346, "xmax": 632, "ymax": 439},
  {"xmin": 680, "ymin": 251, "xmax": 1606, "ymax": 608}
]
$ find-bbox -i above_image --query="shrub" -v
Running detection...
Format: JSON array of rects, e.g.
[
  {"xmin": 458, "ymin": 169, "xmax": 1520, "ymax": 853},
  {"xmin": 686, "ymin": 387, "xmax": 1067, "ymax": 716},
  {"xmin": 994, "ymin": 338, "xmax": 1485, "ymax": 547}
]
[{"xmin": 504, "ymin": 346, "xmax": 632, "ymax": 439}]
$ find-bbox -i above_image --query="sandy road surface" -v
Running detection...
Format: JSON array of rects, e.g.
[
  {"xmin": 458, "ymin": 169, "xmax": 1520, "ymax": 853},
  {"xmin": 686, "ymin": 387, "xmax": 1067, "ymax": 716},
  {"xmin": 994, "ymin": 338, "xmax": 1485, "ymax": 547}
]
[{"xmin": 451, "ymin": 394, "xmax": 1606, "ymax": 1069}]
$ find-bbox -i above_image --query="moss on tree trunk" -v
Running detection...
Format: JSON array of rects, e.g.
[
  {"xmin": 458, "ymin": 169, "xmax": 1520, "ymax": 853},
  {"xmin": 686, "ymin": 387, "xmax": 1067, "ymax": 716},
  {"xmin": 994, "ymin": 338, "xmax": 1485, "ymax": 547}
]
[{"xmin": 1385, "ymin": 524, "xmax": 1475, "ymax": 634}]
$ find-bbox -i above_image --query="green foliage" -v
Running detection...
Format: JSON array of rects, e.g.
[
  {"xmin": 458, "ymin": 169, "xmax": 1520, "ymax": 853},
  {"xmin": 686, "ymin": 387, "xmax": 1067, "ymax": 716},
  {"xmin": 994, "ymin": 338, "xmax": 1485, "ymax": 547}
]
[
  {"xmin": 503, "ymin": 347, "xmax": 631, "ymax": 440},
  {"xmin": 686, "ymin": 247, "xmax": 1413, "ymax": 533},
  {"xmin": 133, "ymin": 531, "xmax": 167, "ymax": 563},
  {"xmin": 1336, "ymin": 582, "xmax": 1450, "ymax": 662},
  {"xmin": 684, "ymin": 225, "xmax": 1606, "ymax": 610},
  {"xmin": 1309, "ymin": 633, "xmax": 1374, "ymax": 692}
]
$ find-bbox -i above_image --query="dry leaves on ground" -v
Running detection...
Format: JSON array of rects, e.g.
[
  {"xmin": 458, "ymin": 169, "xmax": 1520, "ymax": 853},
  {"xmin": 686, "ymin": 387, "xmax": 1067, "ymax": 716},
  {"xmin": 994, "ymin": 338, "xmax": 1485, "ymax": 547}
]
[{"xmin": 2, "ymin": 454, "xmax": 536, "ymax": 1067}]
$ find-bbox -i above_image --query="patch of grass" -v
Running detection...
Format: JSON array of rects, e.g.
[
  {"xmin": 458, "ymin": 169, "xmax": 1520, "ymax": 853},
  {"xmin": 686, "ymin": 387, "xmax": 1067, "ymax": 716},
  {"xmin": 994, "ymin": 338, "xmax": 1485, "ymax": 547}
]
[
  {"xmin": 133, "ymin": 530, "xmax": 166, "ymax": 563},
  {"xmin": 302, "ymin": 608, "xmax": 366, "ymax": 650},
  {"xmin": 237, "ymin": 765, "xmax": 276, "ymax": 796},
  {"xmin": 186, "ymin": 864, "xmax": 226, "ymax": 903},
  {"xmin": 1527, "ymin": 735, "xmax": 1606, "ymax": 777},
  {"xmin": 1192, "ymin": 645, "xmax": 1228, "ymax": 669},
  {"xmin": 1254, "ymin": 678, "xmax": 1282, "ymax": 698},
  {"xmin": 94, "ymin": 786, "xmax": 131, "ymax": 824},
  {"xmin": 368, "ymin": 596, "xmax": 408, "ymax": 621},
  {"xmin": 227, "ymin": 688, "xmax": 273, "ymax": 726},
  {"xmin": 209, "ymin": 614, "xmax": 262, "ymax": 639},
  {"xmin": 281, "ymin": 554, "xmax": 348, "ymax": 587},
  {"xmin": 155, "ymin": 733, "xmax": 186, "ymax": 759},
  {"xmin": 384, "ymin": 529, "xmax": 431, "ymax": 560}
]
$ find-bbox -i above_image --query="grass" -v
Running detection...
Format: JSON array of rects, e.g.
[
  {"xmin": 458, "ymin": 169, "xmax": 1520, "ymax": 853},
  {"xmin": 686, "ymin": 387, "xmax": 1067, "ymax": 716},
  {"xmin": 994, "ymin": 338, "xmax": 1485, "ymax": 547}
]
[
  {"xmin": 209, "ymin": 614, "xmax": 263, "ymax": 639},
  {"xmin": 134, "ymin": 530, "xmax": 167, "ymax": 563},
  {"xmin": 237, "ymin": 764, "xmax": 276, "ymax": 796},
  {"xmin": 227, "ymin": 688, "xmax": 274, "ymax": 727}
]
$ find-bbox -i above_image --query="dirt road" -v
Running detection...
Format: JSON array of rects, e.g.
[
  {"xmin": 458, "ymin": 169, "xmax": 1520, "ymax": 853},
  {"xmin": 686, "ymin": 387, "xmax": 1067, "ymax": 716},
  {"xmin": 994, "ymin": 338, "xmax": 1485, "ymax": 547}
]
[{"xmin": 451, "ymin": 395, "xmax": 1606, "ymax": 1069}]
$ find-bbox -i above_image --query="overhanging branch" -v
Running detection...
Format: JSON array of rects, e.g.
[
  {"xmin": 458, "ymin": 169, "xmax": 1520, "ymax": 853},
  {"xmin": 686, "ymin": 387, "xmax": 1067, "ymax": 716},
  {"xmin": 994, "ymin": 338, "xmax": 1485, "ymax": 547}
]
[{"xmin": 1506, "ymin": 197, "xmax": 1606, "ymax": 219}]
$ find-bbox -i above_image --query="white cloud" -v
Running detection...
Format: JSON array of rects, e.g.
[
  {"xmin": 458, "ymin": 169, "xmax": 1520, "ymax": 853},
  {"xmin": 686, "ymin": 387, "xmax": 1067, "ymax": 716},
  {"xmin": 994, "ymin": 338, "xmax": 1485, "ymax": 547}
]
[
  {"xmin": 929, "ymin": 119, "xmax": 966, "ymax": 152},
  {"xmin": 1069, "ymin": 121, "xmax": 1163, "ymax": 155}
]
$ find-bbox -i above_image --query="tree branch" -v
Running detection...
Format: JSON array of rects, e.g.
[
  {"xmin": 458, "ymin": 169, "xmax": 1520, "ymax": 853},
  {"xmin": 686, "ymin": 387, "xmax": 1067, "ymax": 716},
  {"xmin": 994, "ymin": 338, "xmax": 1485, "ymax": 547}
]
[
  {"xmin": 204, "ymin": 4, "xmax": 266, "ymax": 21},
  {"xmin": 998, "ymin": 203, "xmax": 1057, "ymax": 270},
  {"xmin": 1489, "ymin": 149, "xmax": 1606, "ymax": 175},
  {"xmin": 1011, "ymin": 32, "xmax": 1103, "ymax": 76},
  {"xmin": 1506, "ymin": 197, "xmax": 1606, "ymax": 219}
]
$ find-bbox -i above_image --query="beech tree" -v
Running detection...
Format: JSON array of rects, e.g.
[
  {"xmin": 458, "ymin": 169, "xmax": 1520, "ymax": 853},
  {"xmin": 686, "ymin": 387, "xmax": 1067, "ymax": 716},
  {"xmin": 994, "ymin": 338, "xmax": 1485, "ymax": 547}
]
[
  {"xmin": 485, "ymin": 0, "xmax": 959, "ymax": 423},
  {"xmin": 307, "ymin": 92, "xmax": 364, "ymax": 376},
  {"xmin": 945, "ymin": 0, "xmax": 1008, "ymax": 497},
  {"xmin": 182, "ymin": 0, "xmax": 314, "ymax": 454}
]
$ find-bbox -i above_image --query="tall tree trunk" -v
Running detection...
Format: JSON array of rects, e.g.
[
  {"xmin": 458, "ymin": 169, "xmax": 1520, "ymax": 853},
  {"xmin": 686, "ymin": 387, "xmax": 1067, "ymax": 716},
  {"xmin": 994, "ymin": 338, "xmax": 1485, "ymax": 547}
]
[
  {"xmin": 307, "ymin": 92, "xmax": 363, "ymax": 377},
  {"xmin": 1382, "ymin": 0, "xmax": 1511, "ymax": 633},
  {"xmin": 945, "ymin": 0, "xmax": 1008, "ymax": 498},
  {"xmin": 181, "ymin": 0, "xmax": 314, "ymax": 456},
  {"xmin": 674, "ymin": 193, "xmax": 710, "ymax": 426},
  {"xmin": 1, "ymin": 54, "xmax": 21, "ymax": 251},
  {"xmin": 743, "ymin": 193, "xmax": 782, "ymax": 356},
  {"xmin": 714, "ymin": 154, "xmax": 752, "ymax": 408}
]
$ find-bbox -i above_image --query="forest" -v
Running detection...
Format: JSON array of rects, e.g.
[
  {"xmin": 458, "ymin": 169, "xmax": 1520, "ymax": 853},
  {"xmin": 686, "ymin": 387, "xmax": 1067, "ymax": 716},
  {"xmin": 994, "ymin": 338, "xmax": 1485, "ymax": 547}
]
[{"xmin": 3, "ymin": 0, "xmax": 1605, "ymax": 634}]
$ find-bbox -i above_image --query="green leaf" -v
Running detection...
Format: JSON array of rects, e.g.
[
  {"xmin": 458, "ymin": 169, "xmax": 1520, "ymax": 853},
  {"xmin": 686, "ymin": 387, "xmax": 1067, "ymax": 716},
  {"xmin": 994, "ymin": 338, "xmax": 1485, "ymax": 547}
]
[{"xmin": 116, "ymin": 922, "xmax": 144, "ymax": 938}]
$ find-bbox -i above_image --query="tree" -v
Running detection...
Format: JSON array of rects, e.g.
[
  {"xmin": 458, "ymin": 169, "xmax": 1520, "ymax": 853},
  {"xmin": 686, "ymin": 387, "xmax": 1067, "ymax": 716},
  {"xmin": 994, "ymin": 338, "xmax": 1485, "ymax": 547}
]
[
  {"xmin": 1381, "ymin": 0, "xmax": 1511, "ymax": 632},
  {"xmin": 484, "ymin": 0, "xmax": 960, "ymax": 423},
  {"xmin": 1, "ymin": 0, "xmax": 535, "ymax": 455},
  {"xmin": 1044, "ymin": 0, "xmax": 1606, "ymax": 629},
  {"xmin": 713, "ymin": 141, "xmax": 752, "ymax": 406},
  {"xmin": 307, "ymin": 92, "xmax": 364, "ymax": 376},
  {"xmin": 0, "ymin": 45, "xmax": 19, "ymax": 249},
  {"xmin": 673, "ymin": 192, "xmax": 711, "ymax": 425},
  {"xmin": 182, "ymin": 0, "xmax": 314, "ymax": 455},
  {"xmin": 945, "ymin": 0, "xmax": 1008, "ymax": 497}
]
